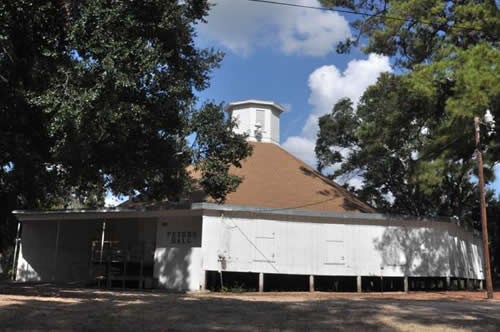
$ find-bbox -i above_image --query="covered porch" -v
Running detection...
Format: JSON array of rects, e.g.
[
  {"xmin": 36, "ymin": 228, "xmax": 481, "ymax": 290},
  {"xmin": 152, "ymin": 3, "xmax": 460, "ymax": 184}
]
[{"xmin": 12, "ymin": 208, "xmax": 202, "ymax": 289}]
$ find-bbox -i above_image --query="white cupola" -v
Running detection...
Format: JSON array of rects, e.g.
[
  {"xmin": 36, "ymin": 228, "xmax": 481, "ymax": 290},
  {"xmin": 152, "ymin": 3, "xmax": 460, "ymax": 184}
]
[{"xmin": 225, "ymin": 100, "xmax": 284, "ymax": 146}]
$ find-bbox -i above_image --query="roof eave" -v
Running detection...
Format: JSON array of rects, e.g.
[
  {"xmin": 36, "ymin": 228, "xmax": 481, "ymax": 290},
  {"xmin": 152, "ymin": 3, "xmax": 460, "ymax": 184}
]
[
  {"xmin": 225, "ymin": 100, "xmax": 285, "ymax": 113},
  {"xmin": 12, "ymin": 202, "xmax": 455, "ymax": 225},
  {"xmin": 11, "ymin": 207, "xmax": 203, "ymax": 221}
]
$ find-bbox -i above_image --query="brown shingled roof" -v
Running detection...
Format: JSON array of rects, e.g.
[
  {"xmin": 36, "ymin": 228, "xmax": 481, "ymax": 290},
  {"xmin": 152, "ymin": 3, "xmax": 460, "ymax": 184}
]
[{"xmin": 123, "ymin": 142, "xmax": 375, "ymax": 213}]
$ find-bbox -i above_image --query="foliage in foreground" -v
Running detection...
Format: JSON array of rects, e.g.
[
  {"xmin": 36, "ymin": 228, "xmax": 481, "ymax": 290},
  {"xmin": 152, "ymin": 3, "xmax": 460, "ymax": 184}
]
[{"xmin": 0, "ymin": 0, "xmax": 252, "ymax": 275}]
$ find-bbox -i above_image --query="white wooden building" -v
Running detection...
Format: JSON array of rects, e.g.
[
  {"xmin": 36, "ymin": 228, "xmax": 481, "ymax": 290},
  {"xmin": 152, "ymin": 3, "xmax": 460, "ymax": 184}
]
[{"xmin": 13, "ymin": 100, "xmax": 485, "ymax": 292}]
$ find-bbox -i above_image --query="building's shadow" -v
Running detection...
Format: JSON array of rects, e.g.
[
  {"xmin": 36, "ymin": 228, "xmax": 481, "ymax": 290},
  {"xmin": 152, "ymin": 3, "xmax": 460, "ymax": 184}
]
[{"xmin": 0, "ymin": 284, "xmax": 499, "ymax": 331}]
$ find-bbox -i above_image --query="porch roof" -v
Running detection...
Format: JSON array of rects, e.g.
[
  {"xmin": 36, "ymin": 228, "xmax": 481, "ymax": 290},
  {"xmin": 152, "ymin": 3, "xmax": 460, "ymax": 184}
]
[{"xmin": 12, "ymin": 202, "xmax": 457, "ymax": 227}]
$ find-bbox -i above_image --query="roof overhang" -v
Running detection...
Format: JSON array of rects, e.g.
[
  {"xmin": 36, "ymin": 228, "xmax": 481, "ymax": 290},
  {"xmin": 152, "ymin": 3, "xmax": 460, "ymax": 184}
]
[
  {"xmin": 225, "ymin": 100, "xmax": 285, "ymax": 114},
  {"xmin": 12, "ymin": 202, "xmax": 458, "ymax": 227},
  {"xmin": 12, "ymin": 208, "xmax": 204, "ymax": 221}
]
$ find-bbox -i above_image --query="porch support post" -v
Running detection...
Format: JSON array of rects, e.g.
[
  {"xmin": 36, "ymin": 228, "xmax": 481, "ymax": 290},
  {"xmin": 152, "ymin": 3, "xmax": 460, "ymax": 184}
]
[
  {"xmin": 53, "ymin": 220, "xmax": 61, "ymax": 281},
  {"xmin": 446, "ymin": 276, "xmax": 451, "ymax": 290},
  {"xmin": 200, "ymin": 270, "xmax": 206, "ymax": 292},
  {"xmin": 479, "ymin": 279, "xmax": 484, "ymax": 290},
  {"xmin": 309, "ymin": 275, "xmax": 314, "ymax": 292},
  {"xmin": 357, "ymin": 276, "xmax": 362, "ymax": 293},
  {"xmin": 99, "ymin": 220, "xmax": 107, "ymax": 264},
  {"xmin": 11, "ymin": 220, "xmax": 21, "ymax": 281},
  {"xmin": 97, "ymin": 220, "xmax": 107, "ymax": 288},
  {"xmin": 404, "ymin": 276, "xmax": 408, "ymax": 293},
  {"xmin": 259, "ymin": 273, "xmax": 264, "ymax": 293}
]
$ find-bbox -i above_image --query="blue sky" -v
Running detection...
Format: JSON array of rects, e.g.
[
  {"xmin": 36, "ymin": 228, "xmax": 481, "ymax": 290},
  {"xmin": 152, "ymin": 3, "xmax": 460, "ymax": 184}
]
[
  {"xmin": 196, "ymin": 0, "xmax": 392, "ymax": 166},
  {"xmin": 106, "ymin": 0, "xmax": 499, "ymax": 205}
]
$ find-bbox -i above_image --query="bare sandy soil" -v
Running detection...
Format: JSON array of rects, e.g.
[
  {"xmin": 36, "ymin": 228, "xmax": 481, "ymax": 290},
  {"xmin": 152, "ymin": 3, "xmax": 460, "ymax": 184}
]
[{"xmin": 1, "ymin": 284, "xmax": 500, "ymax": 331}]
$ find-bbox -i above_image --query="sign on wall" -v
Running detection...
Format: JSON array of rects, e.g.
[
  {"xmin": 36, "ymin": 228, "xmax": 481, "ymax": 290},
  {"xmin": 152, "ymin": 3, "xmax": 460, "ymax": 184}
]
[
  {"xmin": 157, "ymin": 218, "xmax": 202, "ymax": 247},
  {"xmin": 166, "ymin": 231, "xmax": 198, "ymax": 245}
]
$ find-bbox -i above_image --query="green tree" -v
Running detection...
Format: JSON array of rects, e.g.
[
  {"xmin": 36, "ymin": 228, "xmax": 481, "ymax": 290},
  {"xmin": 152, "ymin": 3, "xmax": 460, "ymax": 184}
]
[
  {"xmin": 0, "ymin": 1, "xmax": 251, "ymax": 276},
  {"xmin": 320, "ymin": 1, "xmax": 500, "ymax": 65},
  {"xmin": 316, "ymin": 73, "xmax": 484, "ymax": 221},
  {"xmin": 317, "ymin": 0, "xmax": 500, "ymax": 210},
  {"xmin": 318, "ymin": 1, "xmax": 500, "ymax": 159}
]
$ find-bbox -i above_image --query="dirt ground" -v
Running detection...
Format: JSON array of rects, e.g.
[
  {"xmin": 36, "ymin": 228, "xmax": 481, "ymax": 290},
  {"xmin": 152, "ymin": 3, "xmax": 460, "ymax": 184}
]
[{"xmin": 1, "ymin": 284, "xmax": 500, "ymax": 331}]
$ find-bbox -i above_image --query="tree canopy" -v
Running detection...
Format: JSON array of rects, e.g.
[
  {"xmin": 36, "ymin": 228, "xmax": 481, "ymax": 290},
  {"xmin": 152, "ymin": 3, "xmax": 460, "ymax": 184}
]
[
  {"xmin": 318, "ymin": 1, "xmax": 500, "ymax": 155},
  {"xmin": 320, "ymin": 0, "xmax": 500, "ymax": 66},
  {"xmin": 316, "ymin": 73, "xmax": 485, "ymax": 221},
  {"xmin": 316, "ymin": 0, "xmax": 500, "ymax": 217},
  {"xmin": 0, "ymin": 0, "xmax": 252, "ymax": 273}
]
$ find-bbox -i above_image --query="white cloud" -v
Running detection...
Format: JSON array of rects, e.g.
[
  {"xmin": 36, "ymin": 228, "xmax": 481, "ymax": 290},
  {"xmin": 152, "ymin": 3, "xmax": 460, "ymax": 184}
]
[
  {"xmin": 199, "ymin": 0, "xmax": 351, "ymax": 56},
  {"xmin": 304, "ymin": 53, "xmax": 392, "ymax": 138},
  {"xmin": 282, "ymin": 54, "xmax": 392, "ymax": 179}
]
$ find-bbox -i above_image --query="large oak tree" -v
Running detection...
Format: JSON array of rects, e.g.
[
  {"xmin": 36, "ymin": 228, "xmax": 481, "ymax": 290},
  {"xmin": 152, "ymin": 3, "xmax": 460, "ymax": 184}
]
[{"xmin": 0, "ymin": 0, "xmax": 252, "ymax": 275}]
